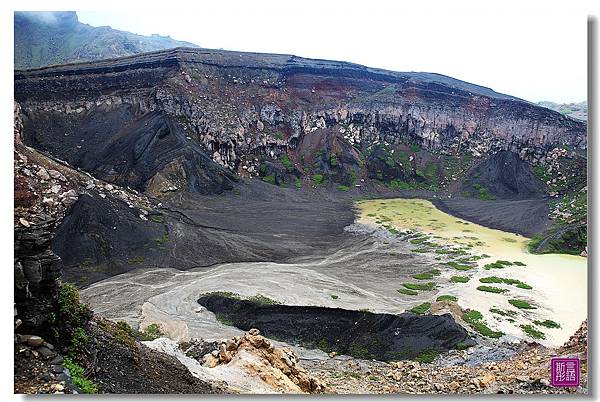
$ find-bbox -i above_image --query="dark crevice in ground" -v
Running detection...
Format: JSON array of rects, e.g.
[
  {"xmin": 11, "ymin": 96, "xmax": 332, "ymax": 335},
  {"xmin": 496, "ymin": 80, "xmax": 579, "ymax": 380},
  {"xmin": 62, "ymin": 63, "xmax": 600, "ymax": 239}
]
[{"xmin": 198, "ymin": 295, "xmax": 474, "ymax": 362}]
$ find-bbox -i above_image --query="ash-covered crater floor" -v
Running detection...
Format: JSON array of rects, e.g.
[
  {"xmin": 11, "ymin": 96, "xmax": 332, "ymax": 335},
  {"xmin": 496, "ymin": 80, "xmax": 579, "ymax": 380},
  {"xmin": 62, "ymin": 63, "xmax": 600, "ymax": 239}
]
[
  {"xmin": 80, "ymin": 196, "xmax": 585, "ymax": 362},
  {"xmin": 80, "ymin": 223, "xmax": 441, "ymax": 342}
]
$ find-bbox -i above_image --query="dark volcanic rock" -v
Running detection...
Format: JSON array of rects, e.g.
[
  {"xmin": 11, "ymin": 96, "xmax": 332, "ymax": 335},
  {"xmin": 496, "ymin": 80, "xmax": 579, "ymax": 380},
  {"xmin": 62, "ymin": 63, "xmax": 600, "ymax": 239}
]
[
  {"xmin": 86, "ymin": 318, "xmax": 223, "ymax": 394},
  {"xmin": 432, "ymin": 198, "xmax": 550, "ymax": 237},
  {"xmin": 14, "ymin": 219, "xmax": 62, "ymax": 331},
  {"xmin": 53, "ymin": 188, "xmax": 358, "ymax": 287},
  {"xmin": 15, "ymin": 48, "xmax": 586, "ymax": 198},
  {"xmin": 21, "ymin": 107, "xmax": 236, "ymax": 195},
  {"xmin": 52, "ymin": 194, "xmax": 167, "ymax": 284},
  {"xmin": 461, "ymin": 151, "xmax": 547, "ymax": 199},
  {"xmin": 198, "ymin": 295, "xmax": 473, "ymax": 361}
]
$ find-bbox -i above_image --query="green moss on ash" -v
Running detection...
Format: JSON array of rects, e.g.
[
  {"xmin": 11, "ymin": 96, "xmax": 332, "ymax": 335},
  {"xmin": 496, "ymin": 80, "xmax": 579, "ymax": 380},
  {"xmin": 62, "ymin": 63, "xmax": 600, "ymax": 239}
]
[
  {"xmin": 397, "ymin": 288, "xmax": 418, "ymax": 296},
  {"xmin": 476, "ymin": 285, "xmax": 508, "ymax": 294},
  {"xmin": 450, "ymin": 276, "xmax": 470, "ymax": 283},
  {"xmin": 402, "ymin": 282, "xmax": 436, "ymax": 291},
  {"xmin": 521, "ymin": 324, "xmax": 545, "ymax": 340},
  {"xmin": 534, "ymin": 319, "xmax": 561, "ymax": 329},
  {"xmin": 436, "ymin": 295, "xmax": 458, "ymax": 302},
  {"xmin": 462, "ymin": 310, "xmax": 504, "ymax": 338},
  {"xmin": 410, "ymin": 302, "xmax": 431, "ymax": 315},
  {"xmin": 508, "ymin": 299, "xmax": 537, "ymax": 310}
]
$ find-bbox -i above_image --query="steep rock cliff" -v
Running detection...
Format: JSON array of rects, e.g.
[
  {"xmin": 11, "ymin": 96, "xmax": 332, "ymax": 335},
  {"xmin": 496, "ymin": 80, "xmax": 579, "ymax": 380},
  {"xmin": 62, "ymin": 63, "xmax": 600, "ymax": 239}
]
[{"xmin": 15, "ymin": 48, "xmax": 586, "ymax": 196}]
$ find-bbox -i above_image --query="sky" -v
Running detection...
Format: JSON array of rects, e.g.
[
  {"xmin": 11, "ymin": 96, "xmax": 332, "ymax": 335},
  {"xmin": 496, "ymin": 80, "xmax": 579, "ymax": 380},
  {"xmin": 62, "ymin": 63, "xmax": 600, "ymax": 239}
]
[{"xmin": 74, "ymin": 1, "xmax": 590, "ymax": 104}]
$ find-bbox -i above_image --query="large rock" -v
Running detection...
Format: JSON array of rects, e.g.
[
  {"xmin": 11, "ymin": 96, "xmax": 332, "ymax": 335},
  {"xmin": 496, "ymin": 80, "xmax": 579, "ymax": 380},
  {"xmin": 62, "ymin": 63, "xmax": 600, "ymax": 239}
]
[{"xmin": 202, "ymin": 329, "xmax": 325, "ymax": 393}]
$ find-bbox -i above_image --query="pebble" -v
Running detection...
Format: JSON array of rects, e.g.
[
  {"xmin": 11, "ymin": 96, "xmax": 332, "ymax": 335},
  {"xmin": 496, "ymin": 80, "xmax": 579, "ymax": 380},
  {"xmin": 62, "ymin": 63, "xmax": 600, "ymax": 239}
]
[
  {"xmin": 51, "ymin": 355, "xmax": 64, "ymax": 365},
  {"xmin": 47, "ymin": 170, "xmax": 63, "ymax": 180},
  {"xmin": 26, "ymin": 335, "xmax": 44, "ymax": 347},
  {"xmin": 36, "ymin": 168, "xmax": 50, "ymax": 180},
  {"xmin": 55, "ymin": 373, "xmax": 69, "ymax": 382},
  {"xmin": 37, "ymin": 346, "xmax": 56, "ymax": 359}
]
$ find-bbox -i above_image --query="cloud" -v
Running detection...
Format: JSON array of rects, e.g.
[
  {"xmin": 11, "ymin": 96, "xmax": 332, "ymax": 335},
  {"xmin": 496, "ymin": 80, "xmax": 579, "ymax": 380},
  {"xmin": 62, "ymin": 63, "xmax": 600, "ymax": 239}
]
[{"xmin": 15, "ymin": 11, "xmax": 76, "ymax": 25}]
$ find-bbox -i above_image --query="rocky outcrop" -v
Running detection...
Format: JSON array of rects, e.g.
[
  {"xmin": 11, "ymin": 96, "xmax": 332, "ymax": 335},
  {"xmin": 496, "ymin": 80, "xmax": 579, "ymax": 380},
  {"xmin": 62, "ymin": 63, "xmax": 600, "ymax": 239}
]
[
  {"xmin": 199, "ymin": 328, "xmax": 325, "ymax": 394},
  {"xmin": 306, "ymin": 320, "xmax": 588, "ymax": 394},
  {"xmin": 14, "ymin": 48, "xmax": 586, "ymax": 195},
  {"xmin": 14, "ymin": 220, "xmax": 62, "ymax": 331}
]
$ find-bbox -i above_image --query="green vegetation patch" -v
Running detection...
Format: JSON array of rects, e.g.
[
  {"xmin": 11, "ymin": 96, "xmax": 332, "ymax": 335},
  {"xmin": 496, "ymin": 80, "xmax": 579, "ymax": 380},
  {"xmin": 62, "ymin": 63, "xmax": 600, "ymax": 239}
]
[
  {"xmin": 479, "ymin": 276, "xmax": 532, "ymax": 290},
  {"xmin": 154, "ymin": 233, "xmax": 170, "ymax": 246},
  {"xmin": 412, "ymin": 272, "xmax": 435, "ymax": 280},
  {"xmin": 317, "ymin": 339, "xmax": 329, "ymax": 352},
  {"xmin": 215, "ymin": 314, "xmax": 234, "ymax": 326},
  {"xmin": 508, "ymin": 299, "xmax": 537, "ymax": 310},
  {"xmin": 262, "ymin": 175, "xmax": 276, "ymax": 185},
  {"xmin": 64, "ymin": 357, "xmax": 98, "ymax": 393},
  {"xmin": 58, "ymin": 283, "xmax": 90, "ymax": 326},
  {"xmin": 70, "ymin": 327, "xmax": 89, "ymax": 352},
  {"xmin": 312, "ymin": 173, "xmax": 325, "ymax": 184},
  {"xmin": 436, "ymin": 295, "xmax": 458, "ymax": 302},
  {"xmin": 410, "ymin": 302, "xmax": 431, "ymax": 315},
  {"xmin": 127, "ymin": 255, "xmax": 144, "ymax": 264},
  {"xmin": 414, "ymin": 348, "xmax": 440, "ymax": 364},
  {"xmin": 337, "ymin": 185, "xmax": 350, "ymax": 191},
  {"xmin": 446, "ymin": 261, "xmax": 473, "ymax": 271},
  {"xmin": 347, "ymin": 342, "xmax": 372, "ymax": 359},
  {"xmin": 450, "ymin": 275, "xmax": 470, "ymax": 283},
  {"xmin": 200, "ymin": 291, "xmax": 277, "ymax": 306},
  {"xmin": 477, "ymin": 285, "xmax": 508, "ymax": 294},
  {"xmin": 200, "ymin": 291, "xmax": 242, "ymax": 299},
  {"xmin": 483, "ymin": 260, "xmax": 514, "ymax": 270},
  {"xmin": 462, "ymin": 310, "xmax": 504, "ymax": 338},
  {"xmin": 138, "ymin": 323, "xmax": 163, "ymax": 341},
  {"xmin": 409, "ymin": 143, "xmax": 421, "ymax": 153},
  {"xmin": 248, "ymin": 294, "xmax": 278, "ymax": 305},
  {"xmin": 149, "ymin": 214, "xmax": 163, "ymax": 223},
  {"xmin": 456, "ymin": 341, "xmax": 470, "ymax": 351},
  {"xmin": 534, "ymin": 319, "xmax": 561, "ymax": 329},
  {"xmin": 329, "ymin": 153, "xmax": 339, "ymax": 167},
  {"xmin": 280, "ymin": 155, "xmax": 294, "ymax": 171},
  {"xmin": 490, "ymin": 308, "xmax": 518, "ymax": 317},
  {"xmin": 472, "ymin": 184, "xmax": 497, "ymax": 200},
  {"xmin": 108, "ymin": 321, "xmax": 137, "ymax": 348},
  {"xmin": 402, "ymin": 282, "xmax": 436, "ymax": 291},
  {"xmin": 521, "ymin": 324, "xmax": 545, "ymax": 340},
  {"xmin": 397, "ymin": 288, "xmax": 418, "ymax": 296}
]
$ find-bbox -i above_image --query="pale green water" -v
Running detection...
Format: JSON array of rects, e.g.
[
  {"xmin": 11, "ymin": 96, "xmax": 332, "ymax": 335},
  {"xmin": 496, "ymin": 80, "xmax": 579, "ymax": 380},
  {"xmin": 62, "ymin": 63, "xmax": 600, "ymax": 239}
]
[{"xmin": 357, "ymin": 198, "xmax": 587, "ymax": 347}]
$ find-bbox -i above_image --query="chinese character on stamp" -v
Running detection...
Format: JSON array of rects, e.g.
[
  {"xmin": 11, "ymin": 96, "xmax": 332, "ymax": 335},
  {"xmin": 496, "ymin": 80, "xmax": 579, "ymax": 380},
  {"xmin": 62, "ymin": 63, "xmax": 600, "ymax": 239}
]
[{"xmin": 551, "ymin": 358, "xmax": 580, "ymax": 387}]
